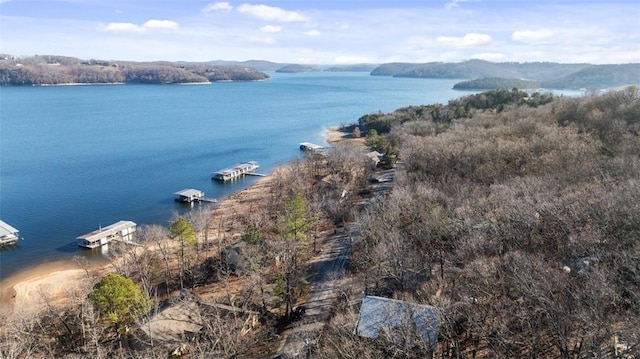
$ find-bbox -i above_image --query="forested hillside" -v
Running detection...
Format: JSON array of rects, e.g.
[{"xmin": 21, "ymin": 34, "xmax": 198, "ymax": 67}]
[
  {"xmin": 317, "ymin": 86, "xmax": 640, "ymax": 358},
  {"xmin": 0, "ymin": 55, "xmax": 269, "ymax": 85},
  {"xmin": 372, "ymin": 60, "xmax": 640, "ymax": 90}
]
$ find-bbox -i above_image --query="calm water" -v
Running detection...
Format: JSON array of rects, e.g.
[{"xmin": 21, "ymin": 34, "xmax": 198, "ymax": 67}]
[{"xmin": 0, "ymin": 72, "xmax": 473, "ymax": 280}]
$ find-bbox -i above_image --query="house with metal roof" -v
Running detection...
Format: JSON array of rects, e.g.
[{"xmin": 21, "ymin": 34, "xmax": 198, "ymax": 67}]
[{"xmin": 355, "ymin": 296, "xmax": 439, "ymax": 350}]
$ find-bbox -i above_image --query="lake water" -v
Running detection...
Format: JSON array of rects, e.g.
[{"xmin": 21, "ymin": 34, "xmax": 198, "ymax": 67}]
[{"xmin": 0, "ymin": 72, "xmax": 475, "ymax": 280}]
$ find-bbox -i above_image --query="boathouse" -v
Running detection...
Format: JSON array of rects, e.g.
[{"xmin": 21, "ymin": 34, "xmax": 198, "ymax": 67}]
[
  {"xmin": 0, "ymin": 220, "xmax": 19, "ymax": 246},
  {"xmin": 299, "ymin": 142, "xmax": 324, "ymax": 152},
  {"xmin": 212, "ymin": 161, "xmax": 259, "ymax": 181},
  {"xmin": 174, "ymin": 189, "xmax": 205, "ymax": 203},
  {"xmin": 77, "ymin": 220, "xmax": 137, "ymax": 249}
]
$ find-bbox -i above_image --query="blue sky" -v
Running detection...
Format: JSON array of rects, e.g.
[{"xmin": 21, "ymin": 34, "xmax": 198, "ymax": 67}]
[{"xmin": 1, "ymin": 0, "xmax": 638, "ymax": 64}]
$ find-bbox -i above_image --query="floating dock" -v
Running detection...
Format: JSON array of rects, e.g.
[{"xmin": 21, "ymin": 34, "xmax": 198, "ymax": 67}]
[
  {"xmin": 0, "ymin": 220, "xmax": 19, "ymax": 246},
  {"xmin": 212, "ymin": 161, "xmax": 259, "ymax": 181},
  {"xmin": 174, "ymin": 189, "xmax": 217, "ymax": 203},
  {"xmin": 77, "ymin": 220, "xmax": 136, "ymax": 249},
  {"xmin": 174, "ymin": 188, "xmax": 205, "ymax": 202}
]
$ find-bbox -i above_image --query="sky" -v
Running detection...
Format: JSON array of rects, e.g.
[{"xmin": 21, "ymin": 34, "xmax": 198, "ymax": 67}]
[{"xmin": 1, "ymin": 0, "xmax": 639, "ymax": 64}]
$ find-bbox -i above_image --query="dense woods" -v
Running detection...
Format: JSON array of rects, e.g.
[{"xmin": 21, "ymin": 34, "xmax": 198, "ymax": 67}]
[
  {"xmin": 0, "ymin": 55, "xmax": 269, "ymax": 85},
  {"xmin": 318, "ymin": 86, "xmax": 640, "ymax": 358},
  {"xmin": 1, "ymin": 86, "xmax": 638, "ymax": 358},
  {"xmin": 453, "ymin": 77, "xmax": 540, "ymax": 90}
]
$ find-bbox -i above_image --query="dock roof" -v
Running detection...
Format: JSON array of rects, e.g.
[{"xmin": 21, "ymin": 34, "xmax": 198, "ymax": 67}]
[
  {"xmin": 174, "ymin": 189, "xmax": 204, "ymax": 197},
  {"xmin": 77, "ymin": 220, "xmax": 136, "ymax": 241},
  {"xmin": 213, "ymin": 161, "xmax": 258, "ymax": 175},
  {"xmin": 300, "ymin": 142, "xmax": 324, "ymax": 150},
  {"xmin": 0, "ymin": 220, "xmax": 19, "ymax": 237}
]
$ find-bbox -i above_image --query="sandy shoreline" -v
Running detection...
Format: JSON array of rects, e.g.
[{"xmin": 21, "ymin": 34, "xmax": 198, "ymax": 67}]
[
  {"xmin": 0, "ymin": 126, "xmax": 351, "ymax": 313},
  {"xmin": 0, "ymin": 260, "xmax": 92, "ymax": 309}
]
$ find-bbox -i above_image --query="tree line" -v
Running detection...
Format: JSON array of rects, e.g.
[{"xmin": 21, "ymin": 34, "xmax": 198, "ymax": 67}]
[{"xmin": 0, "ymin": 55, "xmax": 269, "ymax": 85}]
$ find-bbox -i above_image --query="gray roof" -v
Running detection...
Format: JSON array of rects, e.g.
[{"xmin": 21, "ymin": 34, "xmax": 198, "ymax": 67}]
[
  {"xmin": 355, "ymin": 296, "xmax": 438, "ymax": 349},
  {"xmin": 76, "ymin": 220, "xmax": 136, "ymax": 241},
  {"xmin": 0, "ymin": 220, "xmax": 19, "ymax": 238},
  {"xmin": 174, "ymin": 188, "xmax": 204, "ymax": 197}
]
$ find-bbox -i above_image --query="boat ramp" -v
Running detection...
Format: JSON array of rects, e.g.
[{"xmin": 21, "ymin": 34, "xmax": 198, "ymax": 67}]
[
  {"xmin": 77, "ymin": 221, "xmax": 137, "ymax": 249},
  {"xmin": 212, "ymin": 161, "xmax": 260, "ymax": 181},
  {"xmin": 0, "ymin": 220, "xmax": 19, "ymax": 246}
]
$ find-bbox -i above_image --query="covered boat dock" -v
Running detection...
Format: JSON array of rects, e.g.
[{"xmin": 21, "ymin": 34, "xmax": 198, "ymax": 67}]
[
  {"xmin": 174, "ymin": 189, "xmax": 205, "ymax": 203},
  {"xmin": 77, "ymin": 220, "xmax": 137, "ymax": 249},
  {"xmin": 0, "ymin": 220, "xmax": 19, "ymax": 246},
  {"xmin": 212, "ymin": 161, "xmax": 259, "ymax": 181}
]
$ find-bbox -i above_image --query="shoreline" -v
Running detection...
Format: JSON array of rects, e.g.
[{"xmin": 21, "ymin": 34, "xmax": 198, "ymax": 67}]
[{"xmin": 0, "ymin": 126, "xmax": 351, "ymax": 313}]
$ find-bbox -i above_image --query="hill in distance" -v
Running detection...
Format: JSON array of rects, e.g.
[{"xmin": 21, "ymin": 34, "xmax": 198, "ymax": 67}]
[
  {"xmin": 371, "ymin": 59, "xmax": 640, "ymax": 90},
  {"xmin": 2, "ymin": 55, "xmax": 637, "ymax": 90}
]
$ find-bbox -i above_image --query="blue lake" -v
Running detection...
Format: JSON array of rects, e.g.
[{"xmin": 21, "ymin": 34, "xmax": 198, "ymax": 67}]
[{"xmin": 0, "ymin": 72, "xmax": 475, "ymax": 280}]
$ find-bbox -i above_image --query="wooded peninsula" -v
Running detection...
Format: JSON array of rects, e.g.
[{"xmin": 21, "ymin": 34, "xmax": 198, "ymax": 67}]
[
  {"xmin": 2, "ymin": 55, "xmax": 638, "ymax": 90},
  {"xmin": 0, "ymin": 55, "xmax": 269, "ymax": 85}
]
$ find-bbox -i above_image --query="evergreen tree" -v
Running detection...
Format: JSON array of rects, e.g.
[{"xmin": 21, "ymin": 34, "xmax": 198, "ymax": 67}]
[
  {"xmin": 170, "ymin": 216, "xmax": 196, "ymax": 288},
  {"xmin": 89, "ymin": 273, "xmax": 151, "ymax": 337}
]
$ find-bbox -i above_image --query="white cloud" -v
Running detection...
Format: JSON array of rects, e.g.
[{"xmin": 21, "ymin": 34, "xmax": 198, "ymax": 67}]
[
  {"xmin": 237, "ymin": 4, "xmax": 310, "ymax": 23},
  {"xmin": 512, "ymin": 29, "xmax": 556, "ymax": 45},
  {"xmin": 202, "ymin": 2, "xmax": 233, "ymax": 13},
  {"xmin": 260, "ymin": 25, "xmax": 282, "ymax": 33},
  {"xmin": 305, "ymin": 30, "xmax": 321, "ymax": 37},
  {"xmin": 437, "ymin": 33, "xmax": 492, "ymax": 47},
  {"xmin": 143, "ymin": 20, "xmax": 179, "ymax": 31},
  {"xmin": 0, "ymin": 0, "xmax": 13, "ymax": 3},
  {"xmin": 100, "ymin": 19, "xmax": 179, "ymax": 34},
  {"xmin": 101, "ymin": 22, "xmax": 145, "ymax": 34}
]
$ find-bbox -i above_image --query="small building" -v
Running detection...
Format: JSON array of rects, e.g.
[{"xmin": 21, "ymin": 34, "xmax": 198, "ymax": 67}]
[
  {"xmin": 355, "ymin": 296, "xmax": 438, "ymax": 350},
  {"xmin": 77, "ymin": 220, "xmax": 136, "ymax": 248},
  {"xmin": 0, "ymin": 220, "xmax": 19, "ymax": 246},
  {"xmin": 212, "ymin": 161, "xmax": 259, "ymax": 181},
  {"xmin": 299, "ymin": 142, "xmax": 324, "ymax": 152},
  {"xmin": 174, "ymin": 189, "xmax": 205, "ymax": 203}
]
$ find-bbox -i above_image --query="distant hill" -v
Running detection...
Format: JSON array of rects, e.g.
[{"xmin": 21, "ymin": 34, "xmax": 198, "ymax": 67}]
[
  {"xmin": 372, "ymin": 60, "xmax": 640, "ymax": 90},
  {"xmin": 0, "ymin": 55, "xmax": 269, "ymax": 86},
  {"xmin": 453, "ymin": 77, "xmax": 541, "ymax": 90},
  {"xmin": 540, "ymin": 64, "xmax": 640, "ymax": 89},
  {"xmin": 205, "ymin": 59, "xmax": 283, "ymax": 72},
  {"xmin": 324, "ymin": 64, "xmax": 379, "ymax": 72},
  {"xmin": 372, "ymin": 60, "xmax": 589, "ymax": 80},
  {"xmin": 275, "ymin": 64, "xmax": 321, "ymax": 73}
]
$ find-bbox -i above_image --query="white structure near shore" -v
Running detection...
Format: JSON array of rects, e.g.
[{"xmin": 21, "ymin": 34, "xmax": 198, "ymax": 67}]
[
  {"xmin": 0, "ymin": 220, "xmax": 19, "ymax": 246},
  {"xmin": 76, "ymin": 221, "xmax": 136, "ymax": 248},
  {"xmin": 174, "ymin": 188, "xmax": 205, "ymax": 203},
  {"xmin": 212, "ymin": 161, "xmax": 259, "ymax": 181}
]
